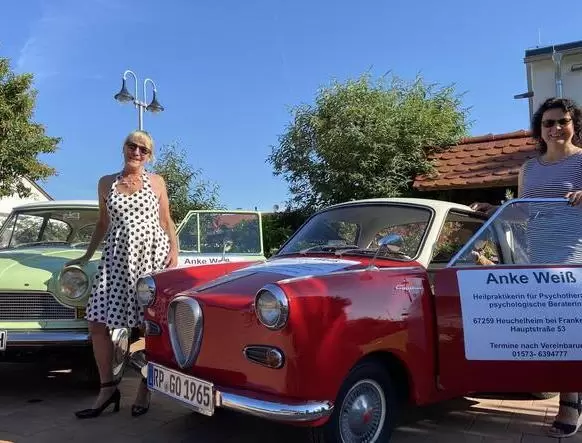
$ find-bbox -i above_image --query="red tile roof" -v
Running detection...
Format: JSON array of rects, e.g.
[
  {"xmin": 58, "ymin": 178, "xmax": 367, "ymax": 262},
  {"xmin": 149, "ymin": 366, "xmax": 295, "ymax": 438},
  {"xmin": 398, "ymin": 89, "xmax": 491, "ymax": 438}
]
[
  {"xmin": 413, "ymin": 130, "xmax": 539, "ymax": 191},
  {"xmin": 210, "ymin": 213, "xmax": 257, "ymax": 228}
]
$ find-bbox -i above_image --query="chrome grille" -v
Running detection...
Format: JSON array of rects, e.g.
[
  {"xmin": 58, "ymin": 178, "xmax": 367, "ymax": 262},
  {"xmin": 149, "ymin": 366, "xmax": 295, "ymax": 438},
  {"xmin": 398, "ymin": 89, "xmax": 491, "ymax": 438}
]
[
  {"xmin": 175, "ymin": 303, "xmax": 196, "ymax": 354},
  {"xmin": 168, "ymin": 296, "xmax": 203, "ymax": 368},
  {"xmin": 0, "ymin": 292, "xmax": 76, "ymax": 320}
]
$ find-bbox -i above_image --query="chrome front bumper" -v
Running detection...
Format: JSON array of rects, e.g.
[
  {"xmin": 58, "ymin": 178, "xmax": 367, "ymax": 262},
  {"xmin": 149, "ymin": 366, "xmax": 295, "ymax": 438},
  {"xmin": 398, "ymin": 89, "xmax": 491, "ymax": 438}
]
[
  {"xmin": 216, "ymin": 390, "xmax": 334, "ymax": 423},
  {"xmin": 132, "ymin": 355, "xmax": 333, "ymax": 423},
  {"xmin": 3, "ymin": 330, "xmax": 90, "ymax": 346}
]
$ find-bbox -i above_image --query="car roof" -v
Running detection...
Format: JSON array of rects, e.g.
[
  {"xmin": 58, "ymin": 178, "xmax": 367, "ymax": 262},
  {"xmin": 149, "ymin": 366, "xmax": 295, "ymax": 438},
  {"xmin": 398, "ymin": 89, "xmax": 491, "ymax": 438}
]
[
  {"xmin": 325, "ymin": 197, "xmax": 475, "ymax": 213},
  {"xmin": 11, "ymin": 200, "xmax": 99, "ymax": 210}
]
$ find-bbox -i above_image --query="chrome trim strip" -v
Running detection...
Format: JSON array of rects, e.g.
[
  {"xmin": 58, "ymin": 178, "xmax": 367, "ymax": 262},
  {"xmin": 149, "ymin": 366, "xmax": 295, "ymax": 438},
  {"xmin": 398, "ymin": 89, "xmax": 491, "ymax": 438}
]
[
  {"xmin": 377, "ymin": 266, "xmax": 425, "ymax": 272},
  {"xmin": 167, "ymin": 296, "xmax": 203, "ymax": 369},
  {"xmin": 217, "ymin": 391, "xmax": 333, "ymax": 423},
  {"xmin": 3, "ymin": 330, "xmax": 90, "ymax": 346}
]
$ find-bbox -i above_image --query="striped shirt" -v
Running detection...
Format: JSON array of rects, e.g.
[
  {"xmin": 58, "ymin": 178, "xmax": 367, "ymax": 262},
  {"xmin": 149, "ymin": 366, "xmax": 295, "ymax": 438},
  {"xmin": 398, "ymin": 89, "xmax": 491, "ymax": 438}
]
[{"xmin": 519, "ymin": 151, "xmax": 582, "ymax": 264}]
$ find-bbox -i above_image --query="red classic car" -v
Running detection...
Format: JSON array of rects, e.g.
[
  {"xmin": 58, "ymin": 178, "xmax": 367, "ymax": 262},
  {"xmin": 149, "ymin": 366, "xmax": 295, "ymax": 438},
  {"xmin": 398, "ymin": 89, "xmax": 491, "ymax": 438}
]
[{"xmin": 135, "ymin": 197, "xmax": 582, "ymax": 442}]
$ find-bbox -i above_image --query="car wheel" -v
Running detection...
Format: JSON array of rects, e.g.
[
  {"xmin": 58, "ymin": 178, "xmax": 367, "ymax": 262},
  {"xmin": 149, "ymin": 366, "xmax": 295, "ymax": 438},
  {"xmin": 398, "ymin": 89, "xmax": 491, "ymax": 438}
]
[{"xmin": 309, "ymin": 361, "xmax": 398, "ymax": 443}]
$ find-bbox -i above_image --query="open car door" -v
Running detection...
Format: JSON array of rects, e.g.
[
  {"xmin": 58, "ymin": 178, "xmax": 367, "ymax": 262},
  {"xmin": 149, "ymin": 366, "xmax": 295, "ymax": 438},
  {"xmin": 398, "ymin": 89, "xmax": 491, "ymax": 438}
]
[
  {"xmin": 434, "ymin": 197, "xmax": 582, "ymax": 396},
  {"xmin": 175, "ymin": 210, "xmax": 266, "ymax": 266}
]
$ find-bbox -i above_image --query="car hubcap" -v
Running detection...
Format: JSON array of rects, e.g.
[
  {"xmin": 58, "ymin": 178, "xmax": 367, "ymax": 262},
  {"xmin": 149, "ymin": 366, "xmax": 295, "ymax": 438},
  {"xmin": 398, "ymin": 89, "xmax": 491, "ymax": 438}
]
[
  {"xmin": 339, "ymin": 379, "xmax": 386, "ymax": 443},
  {"xmin": 110, "ymin": 328, "xmax": 130, "ymax": 378}
]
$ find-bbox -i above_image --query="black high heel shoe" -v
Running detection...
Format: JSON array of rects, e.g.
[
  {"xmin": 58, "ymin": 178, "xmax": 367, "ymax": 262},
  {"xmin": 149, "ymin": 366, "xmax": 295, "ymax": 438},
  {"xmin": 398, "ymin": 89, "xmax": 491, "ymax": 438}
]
[
  {"xmin": 75, "ymin": 380, "xmax": 121, "ymax": 419},
  {"xmin": 131, "ymin": 377, "xmax": 150, "ymax": 417}
]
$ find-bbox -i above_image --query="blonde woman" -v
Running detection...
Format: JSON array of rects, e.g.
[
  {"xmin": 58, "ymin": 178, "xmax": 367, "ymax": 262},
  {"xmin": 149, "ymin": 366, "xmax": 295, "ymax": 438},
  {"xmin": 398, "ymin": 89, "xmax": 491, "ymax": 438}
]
[{"xmin": 66, "ymin": 130, "xmax": 178, "ymax": 419}]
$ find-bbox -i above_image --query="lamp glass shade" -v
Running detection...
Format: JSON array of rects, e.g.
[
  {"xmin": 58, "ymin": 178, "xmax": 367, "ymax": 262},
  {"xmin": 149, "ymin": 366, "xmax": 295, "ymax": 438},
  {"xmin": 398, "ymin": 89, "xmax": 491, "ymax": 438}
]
[
  {"xmin": 114, "ymin": 79, "xmax": 134, "ymax": 103},
  {"xmin": 146, "ymin": 90, "xmax": 164, "ymax": 113}
]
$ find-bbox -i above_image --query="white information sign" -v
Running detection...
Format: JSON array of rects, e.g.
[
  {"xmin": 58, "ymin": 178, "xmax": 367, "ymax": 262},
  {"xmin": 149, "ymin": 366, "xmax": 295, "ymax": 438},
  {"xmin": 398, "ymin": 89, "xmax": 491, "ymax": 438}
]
[
  {"xmin": 177, "ymin": 254, "xmax": 255, "ymax": 267},
  {"xmin": 458, "ymin": 267, "xmax": 582, "ymax": 361}
]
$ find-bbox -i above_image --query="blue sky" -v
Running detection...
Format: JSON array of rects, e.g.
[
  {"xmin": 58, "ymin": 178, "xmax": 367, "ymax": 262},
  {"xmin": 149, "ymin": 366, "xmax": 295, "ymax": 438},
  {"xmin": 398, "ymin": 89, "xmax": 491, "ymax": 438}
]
[{"xmin": 2, "ymin": 0, "xmax": 582, "ymax": 211}]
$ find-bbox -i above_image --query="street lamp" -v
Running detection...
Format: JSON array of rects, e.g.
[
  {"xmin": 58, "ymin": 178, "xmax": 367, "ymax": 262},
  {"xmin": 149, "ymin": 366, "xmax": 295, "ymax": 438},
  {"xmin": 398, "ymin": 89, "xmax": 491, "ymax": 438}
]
[{"xmin": 114, "ymin": 69, "xmax": 164, "ymax": 130}]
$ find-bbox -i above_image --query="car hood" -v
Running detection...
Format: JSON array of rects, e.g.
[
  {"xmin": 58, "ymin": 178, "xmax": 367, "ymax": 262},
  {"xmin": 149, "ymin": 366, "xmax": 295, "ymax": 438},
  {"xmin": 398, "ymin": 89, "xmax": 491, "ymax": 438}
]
[
  {"xmin": 192, "ymin": 256, "xmax": 364, "ymax": 294},
  {"xmin": 0, "ymin": 247, "xmax": 93, "ymax": 291}
]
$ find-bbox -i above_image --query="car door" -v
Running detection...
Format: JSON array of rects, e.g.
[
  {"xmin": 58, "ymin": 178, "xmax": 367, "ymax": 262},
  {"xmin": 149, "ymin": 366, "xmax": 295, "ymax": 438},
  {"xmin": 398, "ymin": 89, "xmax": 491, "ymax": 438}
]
[{"xmin": 433, "ymin": 197, "xmax": 582, "ymax": 396}]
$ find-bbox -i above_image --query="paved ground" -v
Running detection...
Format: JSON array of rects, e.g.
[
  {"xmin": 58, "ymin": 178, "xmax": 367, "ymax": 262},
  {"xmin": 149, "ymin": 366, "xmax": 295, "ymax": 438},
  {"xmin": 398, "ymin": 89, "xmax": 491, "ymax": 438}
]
[{"xmin": 0, "ymin": 354, "xmax": 579, "ymax": 442}]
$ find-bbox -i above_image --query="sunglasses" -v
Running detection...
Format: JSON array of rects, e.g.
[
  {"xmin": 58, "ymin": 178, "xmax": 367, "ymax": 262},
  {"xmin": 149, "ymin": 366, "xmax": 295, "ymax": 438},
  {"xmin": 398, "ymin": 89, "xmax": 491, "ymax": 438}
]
[
  {"xmin": 126, "ymin": 142, "xmax": 151, "ymax": 155},
  {"xmin": 542, "ymin": 118, "xmax": 572, "ymax": 128}
]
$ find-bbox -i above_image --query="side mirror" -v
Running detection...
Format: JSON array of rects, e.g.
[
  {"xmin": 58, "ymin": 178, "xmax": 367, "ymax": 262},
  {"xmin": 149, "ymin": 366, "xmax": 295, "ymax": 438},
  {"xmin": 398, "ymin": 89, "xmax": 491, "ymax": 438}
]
[
  {"xmin": 368, "ymin": 233, "xmax": 404, "ymax": 271},
  {"xmin": 378, "ymin": 233, "xmax": 403, "ymax": 252}
]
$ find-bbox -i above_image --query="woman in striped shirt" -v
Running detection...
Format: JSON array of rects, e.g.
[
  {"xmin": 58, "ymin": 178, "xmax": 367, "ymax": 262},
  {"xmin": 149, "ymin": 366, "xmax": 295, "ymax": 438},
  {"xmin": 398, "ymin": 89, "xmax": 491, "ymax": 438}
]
[{"xmin": 472, "ymin": 97, "xmax": 582, "ymax": 438}]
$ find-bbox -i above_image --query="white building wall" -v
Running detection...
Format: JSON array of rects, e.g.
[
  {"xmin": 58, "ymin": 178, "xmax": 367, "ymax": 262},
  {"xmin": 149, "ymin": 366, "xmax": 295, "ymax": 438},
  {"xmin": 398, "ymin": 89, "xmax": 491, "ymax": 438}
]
[
  {"xmin": 522, "ymin": 42, "xmax": 582, "ymax": 119},
  {"xmin": 0, "ymin": 178, "xmax": 51, "ymax": 220}
]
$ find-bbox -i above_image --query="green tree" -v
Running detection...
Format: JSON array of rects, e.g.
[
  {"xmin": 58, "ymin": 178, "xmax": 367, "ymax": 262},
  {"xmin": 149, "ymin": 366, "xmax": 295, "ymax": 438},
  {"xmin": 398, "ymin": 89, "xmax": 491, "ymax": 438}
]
[
  {"xmin": 0, "ymin": 56, "xmax": 60, "ymax": 197},
  {"xmin": 268, "ymin": 73, "xmax": 470, "ymax": 212},
  {"xmin": 151, "ymin": 142, "xmax": 221, "ymax": 222},
  {"xmin": 262, "ymin": 209, "xmax": 310, "ymax": 257}
]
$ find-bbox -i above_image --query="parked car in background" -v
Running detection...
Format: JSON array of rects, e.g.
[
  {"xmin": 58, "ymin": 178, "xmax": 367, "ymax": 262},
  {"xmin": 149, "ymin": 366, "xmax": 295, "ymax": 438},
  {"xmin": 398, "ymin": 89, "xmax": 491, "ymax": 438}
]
[
  {"xmin": 0, "ymin": 200, "xmax": 265, "ymax": 384},
  {"xmin": 137, "ymin": 197, "xmax": 582, "ymax": 442},
  {"xmin": 0, "ymin": 200, "xmax": 131, "ymax": 383}
]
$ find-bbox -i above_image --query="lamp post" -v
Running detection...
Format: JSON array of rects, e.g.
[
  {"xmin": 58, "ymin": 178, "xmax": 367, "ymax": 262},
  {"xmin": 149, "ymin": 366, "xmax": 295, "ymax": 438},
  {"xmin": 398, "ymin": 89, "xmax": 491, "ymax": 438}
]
[{"xmin": 114, "ymin": 70, "xmax": 164, "ymax": 130}]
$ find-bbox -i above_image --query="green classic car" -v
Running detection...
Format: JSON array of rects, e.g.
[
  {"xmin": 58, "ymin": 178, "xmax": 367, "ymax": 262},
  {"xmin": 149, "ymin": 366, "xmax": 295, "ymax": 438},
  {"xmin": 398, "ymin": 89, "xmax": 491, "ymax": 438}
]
[
  {"xmin": 0, "ymin": 200, "xmax": 266, "ymax": 382},
  {"xmin": 0, "ymin": 200, "xmax": 129, "ymax": 382}
]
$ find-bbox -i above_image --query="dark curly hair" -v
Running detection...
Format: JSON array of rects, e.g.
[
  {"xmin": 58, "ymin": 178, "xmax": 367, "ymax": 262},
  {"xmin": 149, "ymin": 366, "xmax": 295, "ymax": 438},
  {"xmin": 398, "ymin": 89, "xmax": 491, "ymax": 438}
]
[{"xmin": 531, "ymin": 97, "xmax": 582, "ymax": 154}]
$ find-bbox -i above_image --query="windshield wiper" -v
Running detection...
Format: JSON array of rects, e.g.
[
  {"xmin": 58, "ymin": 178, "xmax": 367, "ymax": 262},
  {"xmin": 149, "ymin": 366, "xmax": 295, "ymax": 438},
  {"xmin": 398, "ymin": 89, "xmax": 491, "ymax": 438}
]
[
  {"xmin": 334, "ymin": 247, "xmax": 374, "ymax": 257},
  {"xmin": 335, "ymin": 247, "xmax": 410, "ymax": 260},
  {"xmin": 299, "ymin": 244, "xmax": 359, "ymax": 255}
]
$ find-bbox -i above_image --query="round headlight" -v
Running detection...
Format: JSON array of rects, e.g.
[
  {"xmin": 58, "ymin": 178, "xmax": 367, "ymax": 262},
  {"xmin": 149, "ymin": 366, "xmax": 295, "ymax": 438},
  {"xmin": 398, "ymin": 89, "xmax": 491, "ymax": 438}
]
[
  {"xmin": 254, "ymin": 284, "xmax": 289, "ymax": 330},
  {"xmin": 136, "ymin": 275, "xmax": 156, "ymax": 307},
  {"xmin": 59, "ymin": 266, "xmax": 89, "ymax": 300}
]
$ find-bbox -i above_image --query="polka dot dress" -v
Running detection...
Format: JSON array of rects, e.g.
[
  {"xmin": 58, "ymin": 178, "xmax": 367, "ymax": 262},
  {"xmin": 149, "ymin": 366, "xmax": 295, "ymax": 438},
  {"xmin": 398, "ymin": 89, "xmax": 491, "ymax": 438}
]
[{"xmin": 85, "ymin": 172, "xmax": 170, "ymax": 329}]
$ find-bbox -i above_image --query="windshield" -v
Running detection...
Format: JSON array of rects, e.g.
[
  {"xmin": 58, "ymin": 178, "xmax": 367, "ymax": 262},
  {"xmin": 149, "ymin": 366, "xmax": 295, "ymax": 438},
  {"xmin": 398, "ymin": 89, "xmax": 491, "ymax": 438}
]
[
  {"xmin": 449, "ymin": 198, "xmax": 582, "ymax": 267},
  {"xmin": 277, "ymin": 203, "xmax": 433, "ymax": 260},
  {"xmin": 0, "ymin": 207, "xmax": 100, "ymax": 250},
  {"xmin": 178, "ymin": 211, "xmax": 263, "ymax": 254}
]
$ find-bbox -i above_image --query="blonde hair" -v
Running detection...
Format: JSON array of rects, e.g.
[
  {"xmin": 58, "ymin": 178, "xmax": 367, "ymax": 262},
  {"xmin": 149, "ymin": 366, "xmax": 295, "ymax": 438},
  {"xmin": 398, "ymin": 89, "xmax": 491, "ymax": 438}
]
[{"xmin": 123, "ymin": 130, "xmax": 155, "ymax": 162}]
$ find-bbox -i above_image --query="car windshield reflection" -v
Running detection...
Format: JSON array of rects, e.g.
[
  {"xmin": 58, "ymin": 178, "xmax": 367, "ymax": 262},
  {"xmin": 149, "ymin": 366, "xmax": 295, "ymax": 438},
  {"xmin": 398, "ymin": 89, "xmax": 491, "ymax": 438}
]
[
  {"xmin": 449, "ymin": 198, "xmax": 582, "ymax": 267},
  {"xmin": 276, "ymin": 203, "xmax": 433, "ymax": 261},
  {"xmin": 0, "ymin": 208, "xmax": 100, "ymax": 250},
  {"xmin": 178, "ymin": 211, "xmax": 263, "ymax": 255}
]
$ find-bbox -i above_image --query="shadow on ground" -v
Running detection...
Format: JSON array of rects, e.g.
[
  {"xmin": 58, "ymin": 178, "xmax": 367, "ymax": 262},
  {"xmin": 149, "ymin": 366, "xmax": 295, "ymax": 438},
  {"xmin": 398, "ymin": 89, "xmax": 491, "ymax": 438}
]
[{"xmin": 0, "ymin": 363, "xmax": 559, "ymax": 443}]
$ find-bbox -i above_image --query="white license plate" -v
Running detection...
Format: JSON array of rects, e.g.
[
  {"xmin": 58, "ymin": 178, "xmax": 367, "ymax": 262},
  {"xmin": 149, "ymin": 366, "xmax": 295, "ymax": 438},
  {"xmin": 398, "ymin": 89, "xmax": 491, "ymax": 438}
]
[
  {"xmin": 147, "ymin": 362, "xmax": 214, "ymax": 416},
  {"xmin": 0, "ymin": 330, "xmax": 6, "ymax": 351}
]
